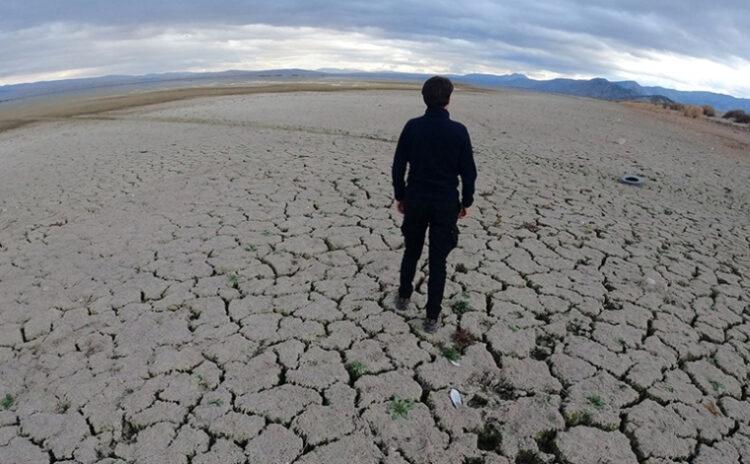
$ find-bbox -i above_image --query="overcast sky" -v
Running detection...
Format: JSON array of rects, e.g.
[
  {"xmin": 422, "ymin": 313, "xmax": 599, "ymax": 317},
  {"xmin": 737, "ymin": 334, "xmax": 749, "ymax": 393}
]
[{"xmin": 1, "ymin": 1, "xmax": 749, "ymax": 96}]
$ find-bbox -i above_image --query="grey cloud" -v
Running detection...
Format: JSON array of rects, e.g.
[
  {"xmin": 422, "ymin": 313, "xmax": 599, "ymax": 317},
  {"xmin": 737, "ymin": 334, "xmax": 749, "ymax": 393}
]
[
  {"xmin": 1, "ymin": 1, "xmax": 747, "ymax": 61},
  {"xmin": 0, "ymin": 1, "xmax": 748, "ymax": 95}
]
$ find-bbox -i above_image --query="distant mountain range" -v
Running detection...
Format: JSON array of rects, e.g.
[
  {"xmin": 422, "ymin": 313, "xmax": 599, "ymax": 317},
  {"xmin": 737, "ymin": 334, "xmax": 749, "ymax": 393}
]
[
  {"xmin": 1, "ymin": 68, "xmax": 748, "ymax": 113},
  {"xmin": 454, "ymin": 73, "xmax": 750, "ymax": 112}
]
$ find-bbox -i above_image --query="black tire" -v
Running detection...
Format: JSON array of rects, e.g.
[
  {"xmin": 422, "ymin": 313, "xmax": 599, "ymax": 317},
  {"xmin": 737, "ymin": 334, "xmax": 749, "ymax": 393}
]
[{"xmin": 618, "ymin": 175, "xmax": 645, "ymax": 186}]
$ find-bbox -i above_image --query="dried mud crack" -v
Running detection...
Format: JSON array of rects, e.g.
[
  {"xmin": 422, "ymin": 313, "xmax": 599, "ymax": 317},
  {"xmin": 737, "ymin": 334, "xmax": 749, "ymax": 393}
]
[{"xmin": 0, "ymin": 88, "xmax": 749, "ymax": 464}]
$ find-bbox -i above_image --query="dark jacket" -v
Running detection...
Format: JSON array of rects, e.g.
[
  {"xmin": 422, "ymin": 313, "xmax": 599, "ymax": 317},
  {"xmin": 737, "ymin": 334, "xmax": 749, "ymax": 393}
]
[{"xmin": 391, "ymin": 107, "xmax": 477, "ymax": 208}]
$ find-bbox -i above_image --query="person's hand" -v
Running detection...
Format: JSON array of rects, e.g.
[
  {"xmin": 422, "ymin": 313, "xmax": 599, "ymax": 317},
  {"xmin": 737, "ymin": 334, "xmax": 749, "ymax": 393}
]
[
  {"xmin": 458, "ymin": 207, "xmax": 469, "ymax": 219},
  {"xmin": 396, "ymin": 200, "xmax": 406, "ymax": 215}
]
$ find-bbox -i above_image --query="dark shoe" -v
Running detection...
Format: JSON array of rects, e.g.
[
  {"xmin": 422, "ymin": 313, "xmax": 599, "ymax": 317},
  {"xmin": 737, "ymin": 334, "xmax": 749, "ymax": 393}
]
[
  {"xmin": 422, "ymin": 318, "xmax": 439, "ymax": 334},
  {"xmin": 394, "ymin": 295, "xmax": 410, "ymax": 312}
]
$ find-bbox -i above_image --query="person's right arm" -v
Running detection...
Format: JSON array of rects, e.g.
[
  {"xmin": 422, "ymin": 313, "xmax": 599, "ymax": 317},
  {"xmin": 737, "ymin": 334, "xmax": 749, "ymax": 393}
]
[
  {"xmin": 391, "ymin": 121, "xmax": 411, "ymax": 211},
  {"xmin": 459, "ymin": 127, "xmax": 477, "ymax": 215}
]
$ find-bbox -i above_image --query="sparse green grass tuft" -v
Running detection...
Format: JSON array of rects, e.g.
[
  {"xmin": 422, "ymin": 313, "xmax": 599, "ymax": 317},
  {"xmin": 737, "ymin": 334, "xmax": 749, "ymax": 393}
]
[
  {"xmin": 1, "ymin": 394, "xmax": 14, "ymax": 410},
  {"xmin": 208, "ymin": 399, "xmax": 223, "ymax": 407},
  {"xmin": 228, "ymin": 273, "xmax": 240, "ymax": 289},
  {"xmin": 509, "ymin": 324, "xmax": 520, "ymax": 332},
  {"xmin": 534, "ymin": 429, "xmax": 557, "ymax": 454},
  {"xmin": 56, "ymin": 398, "xmax": 71, "ymax": 414},
  {"xmin": 451, "ymin": 299, "xmax": 471, "ymax": 315},
  {"xmin": 441, "ymin": 345, "xmax": 461, "ymax": 362},
  {"xmin": 709, "ymin": 380, "xmax": 725, "ymax": 393},
  {"xmin": 195, "ymin": 373, "xmax": 209, "ymax": 389},
  {"xmin": 244, "ymin": 244, "xmax": 257, "ymax": 252},
  {"xmin": 601, "ymin": 422, "xmax": 619, "ymax": 432},
  {"xmin": 463, "ymin": 458, "xmax": 484, "ymax": 464},
  {"xmin": 388, "ymin": 397, "xmax": 414, "ymax": 419},
  {"xmin": 515, "ymin": 450, "xmax": 545, "ymax": 464},
  {"xmin": 586, "ymin": 394, "xmax": 605, "ymax": 410},
  {"xmin": 476, "ymin": 423, "xmax": 502, "ymax": 451},
  {"xmin": 567, "ymin": 410, "xmax": 592, "ymax": 427},
  {"xmin": 346, "ymin": 361, "xmax": 367, "ymax": 381}
]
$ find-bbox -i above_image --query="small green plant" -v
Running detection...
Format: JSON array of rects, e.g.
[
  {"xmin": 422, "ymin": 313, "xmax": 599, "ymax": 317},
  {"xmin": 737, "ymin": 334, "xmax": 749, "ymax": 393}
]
[
  {"xmin": 441, "ymin": 345, "xmax": 461, "ymax": 362},
  {"xmin": 388, "ymin": 397, "xmax": 414, "ymax": 419},
  {"xmin": 228, "ymin": 273, "xmax": 240, "ymax": 289},
  {"xmin": 567, "ymin": 410, "xmax": 592, "ymax": 426},
  {"xmin": 586, "ymin": 394, "xmax": 605, "ymax": 410},
  {"xmin": 708, "ymin": 380, "xmax": 724, "ymax": 393},
  {"xmin": 515, "ymin": 450, "xmax": 545, "ymax": 464},
  {"xmin": 1, "ymin": 394, "xmax": 14, "ymax": 410},
  {"xmin": 346, "ymin": 361, "xmax": 367, "ymax": 381},
  {"xmin": 261, "ymin": 230, "xmax": 273, "ymax": 236},
  {"xmin": 509, "ymin": 324, "xmax": 520, "ymax": 332},
  {"xmin": 244, "ymin": 244, "xmax": 257, "ymax": 252},
  {"xmin": 56, "ymin": 398, "xmax": 71, "ymax": 414},
  {"xmin": 195, "ymin": 373, "xmax": 209, "ymax": 389},
  {"xmin": 451, "ymin": 299, "xmax": 471, "ymax": 315},
  {"xmin": 476, "ymin": 423, "xmax": 502, "ymax": 451},
  {"xmin": 534, "ymin": 429, "xmax": 557, "ymax": 454},
  {"xmin": 208, "ymin": 399, "xmax": 223, "ymax": 407},
  {"xmin": 463, "ymin": 458, "xmax": 484, "ymax": 464},
  {"xmin": 566, "ymin": 320, "xmax": 586, "ymax": 335},
  {"xmin": 601, "ymin": 422, "xmax": 619, "ymax": 432}
]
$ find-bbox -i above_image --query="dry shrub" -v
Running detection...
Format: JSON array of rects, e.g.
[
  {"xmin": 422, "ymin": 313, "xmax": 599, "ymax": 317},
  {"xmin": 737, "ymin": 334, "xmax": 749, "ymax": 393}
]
[
  {"xmin": 682, "ymin": 105, "xmax": 702, "ymax": 118},
  {"xmin": 723, "ymin": 109, "xmax": 750, "ymax": 124},
  {"xmin": 722, "ymin": 110, "xmax": 744, "ymax": 119},
  {"xmin": 663, "ymin": 102, "xmax": 685, "ymax": 112},
  {"xmin": 702, "ymin": 105, "xmax": 716, "ymax": 117},
  {"xmin": 452, "ymin": 328, "xmax": 477, "ymax": 351}
]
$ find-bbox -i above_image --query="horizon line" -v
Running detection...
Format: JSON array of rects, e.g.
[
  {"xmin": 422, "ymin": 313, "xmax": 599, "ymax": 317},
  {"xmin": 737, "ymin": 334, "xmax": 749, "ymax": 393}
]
[{"xmin": 1, "ymin": 67, "xmax": 749, "ymax": 102}]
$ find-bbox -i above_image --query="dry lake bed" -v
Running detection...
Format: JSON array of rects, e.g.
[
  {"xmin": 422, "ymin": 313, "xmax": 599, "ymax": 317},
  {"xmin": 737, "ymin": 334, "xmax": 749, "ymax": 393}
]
[{"xmin": 0, "ymin": 83, "xmax": 749, "ymax": 463}]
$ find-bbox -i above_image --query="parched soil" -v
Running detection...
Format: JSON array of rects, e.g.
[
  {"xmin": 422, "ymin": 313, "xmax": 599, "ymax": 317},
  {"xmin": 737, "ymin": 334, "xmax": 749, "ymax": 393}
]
[{"xmin": 0, "ymin": 86, "xmax": 749, "ymax": 464}]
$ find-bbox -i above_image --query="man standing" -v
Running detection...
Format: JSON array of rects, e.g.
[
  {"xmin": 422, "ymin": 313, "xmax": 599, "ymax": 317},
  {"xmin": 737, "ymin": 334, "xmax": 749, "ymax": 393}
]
[{"xmin": 392, "ymin": 76, "xmax": 477, "ymax": 333}]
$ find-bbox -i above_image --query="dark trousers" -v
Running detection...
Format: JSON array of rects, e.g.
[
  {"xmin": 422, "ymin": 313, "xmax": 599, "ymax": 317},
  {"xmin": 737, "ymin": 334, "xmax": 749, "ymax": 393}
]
[{"xmin": 398, "ymin": 198, "xmax": 460, "ymax": 320}]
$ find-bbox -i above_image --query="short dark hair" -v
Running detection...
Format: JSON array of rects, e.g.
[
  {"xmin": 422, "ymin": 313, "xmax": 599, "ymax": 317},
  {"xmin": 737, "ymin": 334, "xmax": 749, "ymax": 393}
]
[{"xmin": 422, "ymin": 76, "xmax": 453, "ymax": 108}]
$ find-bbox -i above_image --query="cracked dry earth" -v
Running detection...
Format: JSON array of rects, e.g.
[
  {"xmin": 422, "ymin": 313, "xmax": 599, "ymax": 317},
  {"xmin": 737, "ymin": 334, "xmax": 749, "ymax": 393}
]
[{"xmin": 1, "ymin": 87, "xmax": 749, "ymax": 464}]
